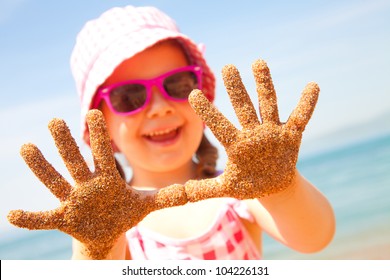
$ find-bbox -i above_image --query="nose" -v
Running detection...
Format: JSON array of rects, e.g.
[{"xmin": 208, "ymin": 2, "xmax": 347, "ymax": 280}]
[{"xmin": 146, "ymin": 86, "xmax": 175, "ymax": 118}]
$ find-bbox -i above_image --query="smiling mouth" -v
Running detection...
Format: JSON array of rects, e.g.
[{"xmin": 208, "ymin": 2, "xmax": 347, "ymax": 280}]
[{"xmin": 143, "ymin": 127, "xmax": 181, "ymax": 142}]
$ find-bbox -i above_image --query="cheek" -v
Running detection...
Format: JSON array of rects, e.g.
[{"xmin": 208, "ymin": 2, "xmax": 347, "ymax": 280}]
[
  {"xmin": 113, "ymin": 120, "xmax": 141, "ymax": 153},
  {"xmin": 190, "ymin": 116, "xmax": 204, "ymax": 140},
  {"xmin": 183, "ymin": 105, "xmax": 204, "ymax": 146},
  {"xmin": 101, "ymin": 104, "xmax": 141, "ymax": 153}
]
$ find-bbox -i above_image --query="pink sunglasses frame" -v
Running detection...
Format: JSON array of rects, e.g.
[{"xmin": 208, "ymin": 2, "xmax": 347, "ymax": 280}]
[{"xmin": 92, "ymin": 65, "xmax": 202, "ymax": 116}]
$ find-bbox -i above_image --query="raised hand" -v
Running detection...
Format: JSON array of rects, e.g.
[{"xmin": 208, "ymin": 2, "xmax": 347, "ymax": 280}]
[
  {"xmin": 7, "ymin": 110, "xmax": 187, "ymax": 259},
  {"xmin": 184, "ymin": 59, "xmax": 319, "ymax": 201}
]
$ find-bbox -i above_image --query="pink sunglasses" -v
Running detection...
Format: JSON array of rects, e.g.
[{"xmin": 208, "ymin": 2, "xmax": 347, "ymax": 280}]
[{"xmin": 92, "ymin": 65, "xmax": 202, "ymax": 116}]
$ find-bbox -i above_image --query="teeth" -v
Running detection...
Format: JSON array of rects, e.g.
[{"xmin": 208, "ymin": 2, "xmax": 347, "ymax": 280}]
[{"xmin": 145, "ymin": 128, "xmax": 177, "ymax": 137}]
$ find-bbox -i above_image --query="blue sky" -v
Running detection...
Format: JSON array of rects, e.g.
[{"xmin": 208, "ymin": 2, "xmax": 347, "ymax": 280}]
[
  {"xmin": 0, "ymin": 0, "xmax": 390, "ymax": 233},
  {"xmin": 1, "ymin": 0, "xmax": 389, "ymax": 138}
]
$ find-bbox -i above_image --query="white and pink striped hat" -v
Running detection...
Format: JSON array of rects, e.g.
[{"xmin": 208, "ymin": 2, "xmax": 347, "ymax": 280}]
[{"xmin": 70, "ymin": 6, "xmax": 216, "ymax": 144}]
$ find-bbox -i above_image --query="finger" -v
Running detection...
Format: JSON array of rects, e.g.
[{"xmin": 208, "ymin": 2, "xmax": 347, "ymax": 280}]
[
  {"xmin": 286, "ymin": 82, "xmax": 320, "ymax": 132},
  {"xmin": 222, "ymin": 64, "xmax": 259, "ymax": 129},
  {"xmin": 20, "ymin": 143, "xmax": 72, "ymax": 201},
  {"xmin": 86, "ymin": 110, "xmax": 116, "ymax": 174},
  {"xmin": 49, "ymin": 118, "xmax": 92, "ymax": 182},
  {"xmin": 252, "ymin": 59, "xmax": 280, "ymax": 124},
  {"xmin": 189, "ymin": 89, "xmax": 238, "ymax": 148},
  {"xmin": 7, "ymin": 209, "xmax": 62, "ymax": 230}
]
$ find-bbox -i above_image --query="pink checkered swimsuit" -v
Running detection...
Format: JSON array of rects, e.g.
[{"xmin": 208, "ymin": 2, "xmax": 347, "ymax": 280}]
[{"xmin": 126, "ymin": 198, "xmax": 261, "ymax": 260}]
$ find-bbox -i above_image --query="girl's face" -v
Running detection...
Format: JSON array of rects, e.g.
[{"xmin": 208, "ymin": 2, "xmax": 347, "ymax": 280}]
[{"xmin": 100, "ymin": 41, "xmax": 204, "ymax": 181}]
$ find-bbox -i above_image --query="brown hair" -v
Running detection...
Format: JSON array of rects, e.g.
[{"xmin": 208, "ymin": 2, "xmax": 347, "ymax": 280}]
[{"xmin": 195, "ymin": 133, "xmax": 219, "ymax": 179}]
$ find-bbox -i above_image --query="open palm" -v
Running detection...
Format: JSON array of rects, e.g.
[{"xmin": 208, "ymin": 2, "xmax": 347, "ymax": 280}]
[
  {"xmin": 184, "ymin": 59, "xmax": 319, "ymax": 201},
  {"xmin": 7, "ymin": 110, "xmax": 187, "ymax": 259}
]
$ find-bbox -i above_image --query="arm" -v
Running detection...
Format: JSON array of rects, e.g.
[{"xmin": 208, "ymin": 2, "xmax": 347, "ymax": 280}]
[
  {"xmin": 248, "ymin": 170, "xmax": 335, "ymax": 253},
  {"xmin": 188, "ymin": 59, "xmax": 335, "ymax": 253}
]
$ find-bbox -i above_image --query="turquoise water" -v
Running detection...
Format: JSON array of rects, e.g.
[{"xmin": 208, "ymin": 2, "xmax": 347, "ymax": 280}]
[
  {"xmin": 264, "ymin": 133, "xmax": 390, "ymax": 259},
  {"xmin": 1, "ymin": 134, "xmax": 389, "ymax": 260}
]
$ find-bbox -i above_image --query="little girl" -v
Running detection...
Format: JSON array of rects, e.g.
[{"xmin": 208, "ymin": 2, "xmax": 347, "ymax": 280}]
[{"xmin": 14, "ymin": 5, "xmax": 336, "ymax": 260}]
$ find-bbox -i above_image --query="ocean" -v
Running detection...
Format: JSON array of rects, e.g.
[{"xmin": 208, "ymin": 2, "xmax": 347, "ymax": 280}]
[{"xmin": 1, "ymin": 134, "xmax": 389, "ymax": 260}]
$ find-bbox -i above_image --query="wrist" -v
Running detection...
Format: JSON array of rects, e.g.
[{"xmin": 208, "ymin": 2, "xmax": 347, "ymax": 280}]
[
  {"xmin": 258, "ymin": 169, "xmax": 300, "ymax": 203},
  {"xmin": 71, "ymin": 234, "xmax": 128, "ymax": 260}
]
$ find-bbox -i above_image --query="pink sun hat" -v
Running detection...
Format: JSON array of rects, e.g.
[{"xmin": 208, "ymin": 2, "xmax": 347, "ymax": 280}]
[{"xmin": 70, "ymin": 5, "xmax": 216, "ymax": 144}]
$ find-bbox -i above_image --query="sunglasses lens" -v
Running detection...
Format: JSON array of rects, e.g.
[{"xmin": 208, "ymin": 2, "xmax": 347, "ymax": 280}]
[
  {"xmin": 163, "ymin": 70, "xmax": 199, "ymax": 100},
  {"xmin": 109, "ymin": 84, "xmax": 147, "ymax": 113}
]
